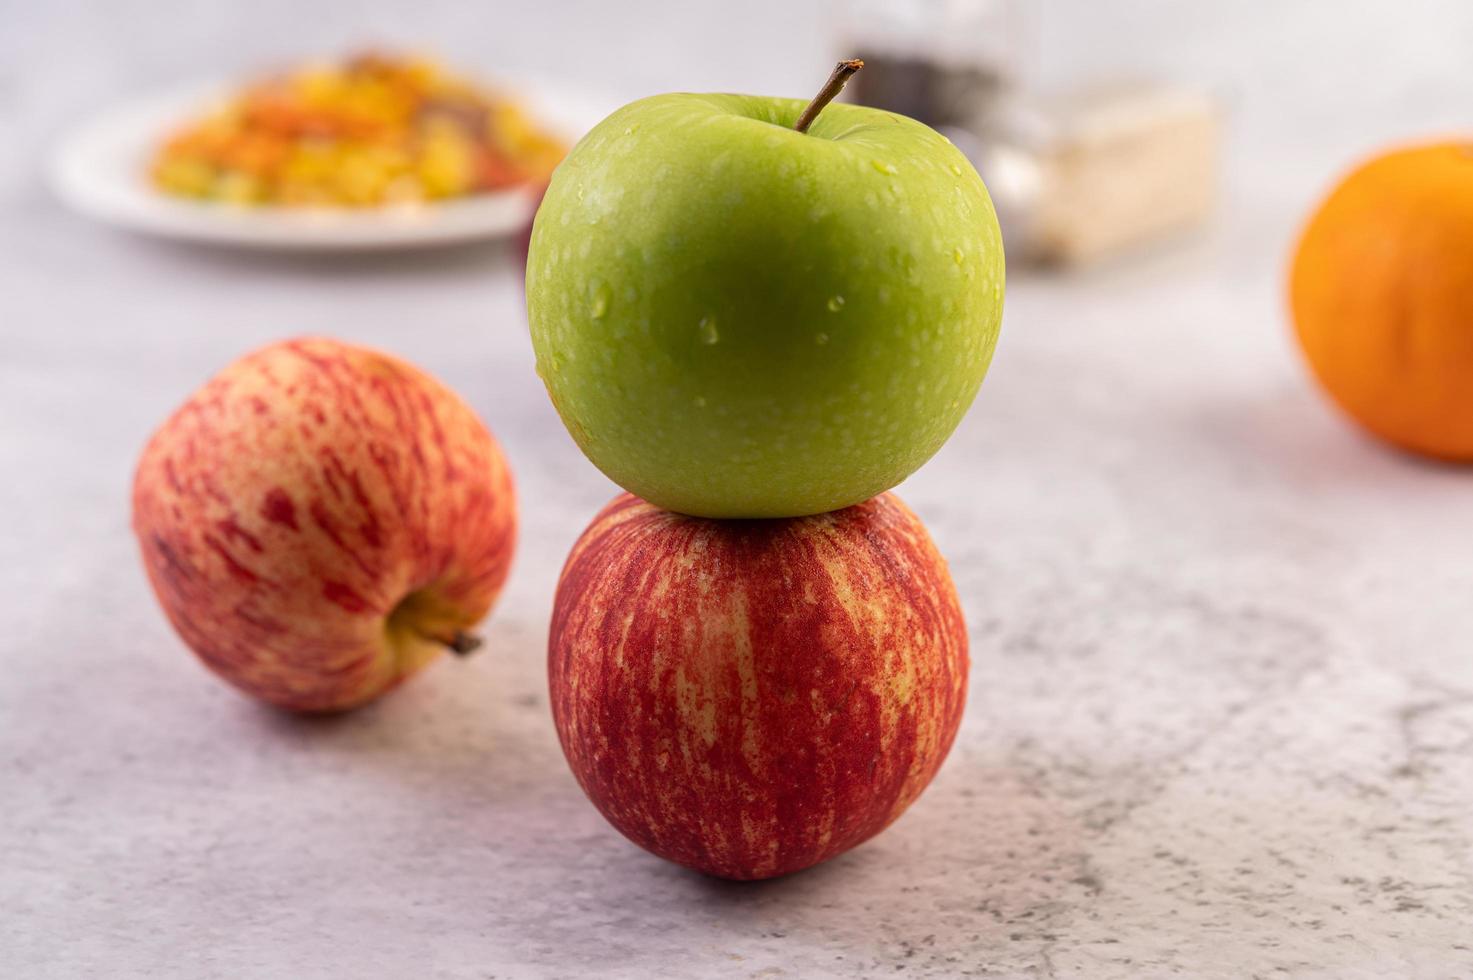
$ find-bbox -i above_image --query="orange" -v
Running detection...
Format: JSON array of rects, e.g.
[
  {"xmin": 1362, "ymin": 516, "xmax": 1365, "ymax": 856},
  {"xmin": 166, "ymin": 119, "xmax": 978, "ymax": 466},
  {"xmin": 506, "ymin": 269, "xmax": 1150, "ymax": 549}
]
[{"xmin": 1289, "ymin": 143, "xmax": 1473, "ymax": 459}]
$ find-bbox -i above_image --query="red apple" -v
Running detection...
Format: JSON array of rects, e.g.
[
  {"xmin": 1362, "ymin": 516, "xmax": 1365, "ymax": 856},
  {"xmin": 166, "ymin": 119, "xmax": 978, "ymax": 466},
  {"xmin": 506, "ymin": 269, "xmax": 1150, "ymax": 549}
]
[
  {"xmin": 549, "ymin": 491, "xmax": 968, "ymax": 880},
  {"xmin": 132, "ymin": 337, "xmax": 516, "ymax": 711}
]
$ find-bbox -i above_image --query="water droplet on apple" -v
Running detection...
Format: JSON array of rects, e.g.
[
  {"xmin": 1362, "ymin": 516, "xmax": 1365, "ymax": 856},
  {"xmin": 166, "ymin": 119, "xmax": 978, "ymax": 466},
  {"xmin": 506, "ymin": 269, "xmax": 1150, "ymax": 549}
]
[
  {"xmin": 953, "ymin": 248, "xmax": 966, "ymax": 266},
  {"xmin": 950, "ymin": 164, "xmax": 964, "ymax": 177},
  {"xmin": 698, "ymin": 316, "xmax": 719, "ymax": 345},
  {"xmin": 826, "ymin": 295, "xmax": 845, "ymax": 313},
  {"xmin": 590, "ymin": 288, "xmax": 609, "ymax": 320},
  {"xmin": 815, "ymin": 332, "xmax": 830, "ymax": 345},
  {"xmin": 872, "ymin": 160, "xmax": 899, "ymax": 176}
]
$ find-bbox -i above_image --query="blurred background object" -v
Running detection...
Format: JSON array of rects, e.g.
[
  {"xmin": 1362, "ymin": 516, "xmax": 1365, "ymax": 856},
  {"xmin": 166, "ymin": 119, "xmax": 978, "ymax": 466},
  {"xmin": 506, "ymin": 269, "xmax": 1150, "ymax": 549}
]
[
  {"xmin": 1290, "ymin": 142, "xmax": 1473, "ymax": 460},
  {"xmin": 840, "ymin": 0, "xmax": 1219, "ymax": 266},
  {"xmin": 48, "ymin": 50, "xmax": 602, "ymax": 250},
  {"xmin": 970, "ymin": 82, "xmax": 1221, "ymax": 265},
  {"xmin": 15, "ymin": 0, "xmax": 1473, "ymax": 259},
  {"xmin": 841, "ymin": 0, "xmax": 1020, "ymax": 133}
]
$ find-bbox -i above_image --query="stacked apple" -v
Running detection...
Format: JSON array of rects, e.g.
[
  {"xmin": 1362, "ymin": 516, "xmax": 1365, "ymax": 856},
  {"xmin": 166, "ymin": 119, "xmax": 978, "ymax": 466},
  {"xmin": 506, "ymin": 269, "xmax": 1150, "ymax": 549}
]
[{"xmin": 527, "ymin": 63, "xmax": 1005, "ymax": 879}]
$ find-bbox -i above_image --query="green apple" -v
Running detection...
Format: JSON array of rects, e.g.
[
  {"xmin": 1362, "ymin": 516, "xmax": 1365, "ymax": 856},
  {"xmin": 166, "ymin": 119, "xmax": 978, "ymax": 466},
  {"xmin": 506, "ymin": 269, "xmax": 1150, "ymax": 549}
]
[{"xmin": 526, "ymin": 67, "xmax": 1004, "ymax": 518}]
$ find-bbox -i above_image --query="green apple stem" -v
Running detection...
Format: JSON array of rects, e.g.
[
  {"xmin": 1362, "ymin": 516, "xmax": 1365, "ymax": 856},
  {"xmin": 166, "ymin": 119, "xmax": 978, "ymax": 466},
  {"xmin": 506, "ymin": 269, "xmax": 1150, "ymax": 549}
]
[
  {"xmin": 793, "ymin": 59, "xmax": 864, "ymax": 134},
  {"xmin": 445, "ymin": 631, "xmax": 483, "ymax": 656}
]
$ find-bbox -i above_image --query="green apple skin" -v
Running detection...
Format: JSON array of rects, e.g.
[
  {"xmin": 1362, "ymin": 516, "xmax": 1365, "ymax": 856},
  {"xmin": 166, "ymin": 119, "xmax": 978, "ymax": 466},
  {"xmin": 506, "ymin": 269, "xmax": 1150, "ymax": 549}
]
[{"xmin": 526, "ymin": 93, "xmax": 1004, "ymax": 518}]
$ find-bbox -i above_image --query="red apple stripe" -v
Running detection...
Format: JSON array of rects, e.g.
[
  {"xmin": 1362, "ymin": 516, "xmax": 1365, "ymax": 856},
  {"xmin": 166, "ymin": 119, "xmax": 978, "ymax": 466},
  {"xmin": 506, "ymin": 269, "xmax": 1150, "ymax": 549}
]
[{"xmin": 550, "ymin": 491, "xmax": 967, "ymax": 880}]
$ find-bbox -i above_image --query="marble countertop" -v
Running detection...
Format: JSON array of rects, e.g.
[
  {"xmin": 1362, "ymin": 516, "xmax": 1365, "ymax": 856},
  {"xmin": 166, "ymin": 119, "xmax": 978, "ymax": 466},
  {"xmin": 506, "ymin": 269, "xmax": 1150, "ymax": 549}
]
[{"xmin": 4, "ymin": 2, "xmax": 1473, "ymax": 977}]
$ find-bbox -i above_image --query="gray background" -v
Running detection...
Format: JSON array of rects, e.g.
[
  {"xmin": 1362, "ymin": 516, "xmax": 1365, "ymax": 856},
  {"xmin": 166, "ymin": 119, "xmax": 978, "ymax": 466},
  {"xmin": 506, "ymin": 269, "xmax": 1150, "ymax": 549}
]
[{"xmin": 4, "ymin": 1, "xmax": 1473, "ymax": 977}]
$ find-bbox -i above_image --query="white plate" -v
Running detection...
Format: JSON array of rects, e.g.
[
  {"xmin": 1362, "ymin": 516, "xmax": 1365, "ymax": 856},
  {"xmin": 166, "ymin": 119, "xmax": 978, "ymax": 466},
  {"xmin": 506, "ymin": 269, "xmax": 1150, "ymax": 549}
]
[{"xmin": 49, "ymin": 78, "xmax": 612, "ymax": 251}]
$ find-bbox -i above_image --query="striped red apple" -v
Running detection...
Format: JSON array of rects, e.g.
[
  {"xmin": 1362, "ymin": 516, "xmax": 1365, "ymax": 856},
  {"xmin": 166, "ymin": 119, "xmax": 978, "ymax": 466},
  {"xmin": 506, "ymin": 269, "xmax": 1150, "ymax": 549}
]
[
  {"xmin": 549, "ymin": 491, "xmax": 967, "ymax": 880},
  {"xmin": 132, "ymin": 337, "xmax": 516, "ymax": 711}
]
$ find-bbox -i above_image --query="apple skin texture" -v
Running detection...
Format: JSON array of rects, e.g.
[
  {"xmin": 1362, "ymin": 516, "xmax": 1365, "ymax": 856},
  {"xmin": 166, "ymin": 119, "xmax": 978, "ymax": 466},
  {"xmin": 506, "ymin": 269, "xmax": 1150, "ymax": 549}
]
[
  {"xmin": 132, "ymin": 338, "xmax": 517, "ymax": 712},
  {"xmin": 549, "ymin": 491, "xmax": 968, "ymax": 880},
  {"xmin": 527, "ymin": 94, "xmax": 1004, "ymax": 518}
]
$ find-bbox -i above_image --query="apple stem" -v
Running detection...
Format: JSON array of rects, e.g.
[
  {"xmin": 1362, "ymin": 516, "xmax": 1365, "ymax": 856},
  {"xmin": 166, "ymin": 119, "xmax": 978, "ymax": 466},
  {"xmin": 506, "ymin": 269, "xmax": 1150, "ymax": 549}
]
[
  {"xmin": 793, "ymin": 59, "xmax": 864, "ymax": 135},
  {"xmin": 445, "ymin": 631, "xmax": 483, "ymax": 657}
]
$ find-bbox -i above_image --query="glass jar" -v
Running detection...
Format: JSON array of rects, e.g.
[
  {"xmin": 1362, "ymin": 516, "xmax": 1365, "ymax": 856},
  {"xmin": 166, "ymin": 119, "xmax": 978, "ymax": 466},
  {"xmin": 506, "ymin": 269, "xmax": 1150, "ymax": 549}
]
[{"xmin": 840, "ymin": 0, "xmax": 1020, "ymax": 134}]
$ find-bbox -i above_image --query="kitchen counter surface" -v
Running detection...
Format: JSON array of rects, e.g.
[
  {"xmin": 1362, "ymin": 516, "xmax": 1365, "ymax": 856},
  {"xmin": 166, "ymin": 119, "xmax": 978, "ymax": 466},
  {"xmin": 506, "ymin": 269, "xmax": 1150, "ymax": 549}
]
[{"xmin": 5, "ymin": 3, "xmax": 1473, "ymax": 977}]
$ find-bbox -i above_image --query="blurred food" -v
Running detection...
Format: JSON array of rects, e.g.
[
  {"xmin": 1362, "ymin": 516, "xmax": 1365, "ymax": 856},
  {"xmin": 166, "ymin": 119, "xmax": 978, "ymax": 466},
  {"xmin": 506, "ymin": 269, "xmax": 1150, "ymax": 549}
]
[
  {"xmin": 150, "ymin": 52, "xmax": 567, "ymax": 207},
  {"xmin": 1290, "ymin": 143, "xmax": 1473, "ymax": 460},
  {"xmin": 969, "ymin": 82, "xmax": 1220, "ymax": 265}
]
